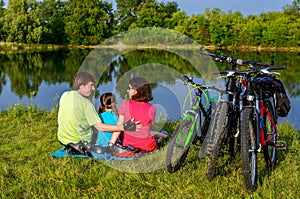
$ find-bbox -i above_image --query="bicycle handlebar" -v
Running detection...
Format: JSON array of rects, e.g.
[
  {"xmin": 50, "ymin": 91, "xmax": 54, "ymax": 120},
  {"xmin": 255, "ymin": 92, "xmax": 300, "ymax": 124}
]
[
  {"xmin": 175, "ymin": 74, "xmax": 207, "ymax": 88},
  {"xmin": 175, "ymin": 74, "xmax": 226, "ymax": 94},
  {"xmin": 200, "ymin": 48, "xmax": 286, "ymax": 71},
  {"xmin": 238, "ymin": 60, "xmax": 285, "ymax": 70},
  {"xmin": 200, "ymin": 47, "xmax": 234, "ymax": 64},
  {"xmin": 215, "ymin": 66, "xmax": 285, "ymax": 77}
]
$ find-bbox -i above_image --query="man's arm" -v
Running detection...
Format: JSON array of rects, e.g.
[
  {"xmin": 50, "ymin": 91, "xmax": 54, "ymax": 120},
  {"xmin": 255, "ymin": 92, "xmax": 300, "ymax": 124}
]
[
  {"xmin": 93, "ymin": 117, "xmax": 141, "ymax": 133},
  {"xmin": 93, "ymin": 121, "xmax": 123, "ymax": 132}
]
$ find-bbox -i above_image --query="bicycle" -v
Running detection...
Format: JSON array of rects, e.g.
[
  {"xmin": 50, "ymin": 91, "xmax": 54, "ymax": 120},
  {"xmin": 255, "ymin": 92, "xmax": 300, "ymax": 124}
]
[
  {"xmin": 199, "ymin": 51, "xmax": 246, "ymax": 181},
  {"xmin": 238, "ymin": 61, "xmax": 289, "ymax": 192},
  {"xmin": 165, "ymin": 75, "xmax": 221, "ymax": 173}
]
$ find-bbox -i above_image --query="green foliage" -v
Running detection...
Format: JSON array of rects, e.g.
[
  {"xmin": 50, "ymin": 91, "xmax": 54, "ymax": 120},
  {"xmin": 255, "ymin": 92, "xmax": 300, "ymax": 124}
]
[
  {"xmin": 0, "ymin": 0, "xmax": 299, "ymax": 47},
  {"xmin": 115, "ymin": 0, "xmax": 145, "ymax": 32},
  {"xmin": 38, "ymin": 0, "xmax": 68, "ymax": 44},
  {"xmin": 0, "ymin": 105, "xmax": 299, "ymax": 198},
  {"xmin": 1, "ymin": 0, "xmax": 44, "ymax": 44},
  {"xmin": 131, "ymin": 1, "xmax": 179, "ymax": 29},
  {"xmin": 64, "ymin": 0, "xmax": 114, "ymax": 45}
]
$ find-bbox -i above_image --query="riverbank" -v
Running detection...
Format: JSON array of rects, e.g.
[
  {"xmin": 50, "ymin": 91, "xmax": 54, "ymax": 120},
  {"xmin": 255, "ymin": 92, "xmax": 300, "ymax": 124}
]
[{"xmin": 1, "ymin": 42, "xmax": 300, "ymax": 52}]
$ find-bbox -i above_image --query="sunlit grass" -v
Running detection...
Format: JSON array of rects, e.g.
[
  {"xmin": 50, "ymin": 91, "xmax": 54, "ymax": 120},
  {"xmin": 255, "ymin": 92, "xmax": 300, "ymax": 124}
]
[{"xmin": 0, "ymin": 105, "xmax": 299, "ymax": 198}]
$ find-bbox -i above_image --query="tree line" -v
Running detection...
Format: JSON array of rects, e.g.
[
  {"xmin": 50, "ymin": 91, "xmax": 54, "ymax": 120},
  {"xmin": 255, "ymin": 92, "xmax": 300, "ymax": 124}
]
[{"xmin": 0, "ymin": 0, "xmax": 299, "ymax": 47}]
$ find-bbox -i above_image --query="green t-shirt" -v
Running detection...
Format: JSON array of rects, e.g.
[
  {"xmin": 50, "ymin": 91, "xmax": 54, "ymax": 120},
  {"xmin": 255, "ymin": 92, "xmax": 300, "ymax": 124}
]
[{"xmin": 57, "ymin": 90, "xmax": 101, "ymax": 145}]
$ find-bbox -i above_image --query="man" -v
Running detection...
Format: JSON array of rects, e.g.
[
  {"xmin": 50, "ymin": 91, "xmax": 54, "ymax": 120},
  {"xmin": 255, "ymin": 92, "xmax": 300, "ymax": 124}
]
[{"xmin": 57, "ymin": 71, "xmax": 137, "ymax": 155}]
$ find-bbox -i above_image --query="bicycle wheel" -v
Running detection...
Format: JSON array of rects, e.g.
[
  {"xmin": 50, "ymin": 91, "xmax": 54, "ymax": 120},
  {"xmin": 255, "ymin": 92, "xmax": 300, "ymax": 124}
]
[
  {"xmin": 262, "ymin": 99, "xmax": 277, "ymax": 167},
  {"xmin": 166, "ymin": 118, "xmax": 196, "ymax": 173},
  {"xmin": 241, "ymin": 107, "xmax": 258, "ymax": 193},
  {"xmin": 227, "ymin": 105, "xmax": 241, "ymax": 158},
  {"xmin": 206, "ymin": 102, "xmax": 229, "ymax": 181},
  {"xmin": 199, "ymin": 104, "xmax": 221, "ymax": 158}
]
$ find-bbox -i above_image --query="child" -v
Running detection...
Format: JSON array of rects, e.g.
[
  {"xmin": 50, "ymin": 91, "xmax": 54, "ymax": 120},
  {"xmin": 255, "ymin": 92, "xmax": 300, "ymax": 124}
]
[{"xmin": 96, "ymin": 92, "xmax": 119, "ymax": 147}]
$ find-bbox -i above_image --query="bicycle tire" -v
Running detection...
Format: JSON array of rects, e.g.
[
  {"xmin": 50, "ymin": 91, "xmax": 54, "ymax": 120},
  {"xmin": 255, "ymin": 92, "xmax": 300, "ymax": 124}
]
[
  {"xmin": 166, "ymin": 118, "xmax": 196, "ymax": 173},
  {"xmin": 262, "ymin": 99, "xmax": 277, "ymax": 167},
  {"xmin": 206, "ymin": 102, "xmax": 229, "ymax": 181},
  {"xmin": 199, "ymin": 104, "xmax": 221, "ymax": 158},
  {"xmin": 199, "ymin": 110, "xmax": 211, "ymax": 144},
  {"xmin": 228, "ymin": 105, "xmax": 240, "ymax": 158},
  {"xmin": 241, "ymin": 107, "xmax": 258, "ymax": 193}
]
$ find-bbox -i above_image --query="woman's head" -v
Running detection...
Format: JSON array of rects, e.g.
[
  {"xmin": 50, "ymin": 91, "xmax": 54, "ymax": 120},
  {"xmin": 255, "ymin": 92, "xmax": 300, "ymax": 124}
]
[
  {"xmin": 128, "ymin": 77, "xmax": 153, "ymax": 102},
  {"xmin": 99, "ymin": 92, "xmax": 118, "ymax": 115}
]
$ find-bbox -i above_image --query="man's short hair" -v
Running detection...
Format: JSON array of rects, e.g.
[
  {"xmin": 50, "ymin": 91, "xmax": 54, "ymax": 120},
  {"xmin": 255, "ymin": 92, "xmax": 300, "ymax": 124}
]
[{"xmin": 72, "ymin": 72, "xmax": 96, "ymax": 90}]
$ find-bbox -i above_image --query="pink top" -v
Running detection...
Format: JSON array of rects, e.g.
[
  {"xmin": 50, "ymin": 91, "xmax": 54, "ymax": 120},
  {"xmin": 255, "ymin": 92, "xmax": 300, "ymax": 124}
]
[{"xmin": 118, "ymin": 100, "xmax": 157, "ymax": 151}]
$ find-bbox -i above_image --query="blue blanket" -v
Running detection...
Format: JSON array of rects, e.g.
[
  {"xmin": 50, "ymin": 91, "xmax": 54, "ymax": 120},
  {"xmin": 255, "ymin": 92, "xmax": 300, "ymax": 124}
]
[{"xmin": 51, "ymin": 146, "xmax": 141, "ymax": 161}]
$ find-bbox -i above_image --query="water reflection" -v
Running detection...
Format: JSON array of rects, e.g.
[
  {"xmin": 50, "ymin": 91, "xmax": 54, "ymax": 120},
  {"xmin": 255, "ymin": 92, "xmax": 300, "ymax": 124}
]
[{"xmin": 0, "ymin": 49, "xmax": 299, "ymax": 129}]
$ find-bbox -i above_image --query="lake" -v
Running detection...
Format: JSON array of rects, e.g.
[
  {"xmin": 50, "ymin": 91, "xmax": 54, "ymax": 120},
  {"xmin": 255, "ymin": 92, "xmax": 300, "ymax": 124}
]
[{"xmin": 0, "ymin": 48, "xmax": 299, "ymax": 130}]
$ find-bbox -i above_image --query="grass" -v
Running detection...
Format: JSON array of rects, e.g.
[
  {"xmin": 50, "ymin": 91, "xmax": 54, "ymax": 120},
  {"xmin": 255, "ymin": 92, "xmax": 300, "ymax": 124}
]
[{"xmin": 0, "ymin": 104, "xmax": 299, "ymax": 198}]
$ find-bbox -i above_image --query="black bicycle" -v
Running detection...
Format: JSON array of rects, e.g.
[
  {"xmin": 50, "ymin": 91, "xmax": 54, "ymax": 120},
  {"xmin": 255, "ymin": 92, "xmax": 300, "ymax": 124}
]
[
  {"xmin": 237, "ymin": 60, "xmax": 289, "ymax": 192},
  {"xmin": 199, "ymin": 51, "xmax": 245, "ymax": 180}
]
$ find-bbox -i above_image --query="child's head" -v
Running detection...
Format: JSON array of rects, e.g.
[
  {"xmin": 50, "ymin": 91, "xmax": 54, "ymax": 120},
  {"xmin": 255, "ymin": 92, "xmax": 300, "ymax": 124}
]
[
  {"xmin": 99, "ymin": 92, "xmax": 118, "ymax": 114},
  {"xmin": 128, "ymin": 77, "xmax": 153, "ymax": 102}
]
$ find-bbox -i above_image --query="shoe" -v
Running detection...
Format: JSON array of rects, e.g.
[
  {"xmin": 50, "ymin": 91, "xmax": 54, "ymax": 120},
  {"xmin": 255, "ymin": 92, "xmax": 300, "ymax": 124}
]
[
  {"xmin": 158, "ymin": 130, "xmax": 168, "ymax": 138},
  {"xmin": 91, "ymin": 145, "xmax": 110, "ymax": 154},
  {"xmin": 108, "ymin": 143, "xmax": 129, "ymax": 156},
  {"xmin": 67, "ymin": 141, "xmax": 93, "ymax": 157},
  {"xmin": 156, "ymin": 130, "xmax": 168, "ymax": 143}
]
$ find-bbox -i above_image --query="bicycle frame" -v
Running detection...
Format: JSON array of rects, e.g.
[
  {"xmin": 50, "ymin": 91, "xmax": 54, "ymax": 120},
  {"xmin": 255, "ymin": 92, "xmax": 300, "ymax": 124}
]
[
  {"xmin": 245, "ymin": 81, "xmax": 279, "ymax": 152},
  {"xmin": 181, "ymin": 77, "xmax": 213, "ymax": 141},
  {"xmin": 258, "ymin": 101, "xmax": 278, "ymax": 147}
]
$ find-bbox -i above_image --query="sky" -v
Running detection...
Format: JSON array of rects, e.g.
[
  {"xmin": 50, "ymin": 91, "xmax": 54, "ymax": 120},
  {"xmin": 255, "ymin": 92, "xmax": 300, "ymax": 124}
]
[
  {"xmin": 162, "ymin": 0, "xmax": 294, "ymax": 16},
  {"xmin": 2, "ymin": 0, "xmax": 295, "ymax": 16}
]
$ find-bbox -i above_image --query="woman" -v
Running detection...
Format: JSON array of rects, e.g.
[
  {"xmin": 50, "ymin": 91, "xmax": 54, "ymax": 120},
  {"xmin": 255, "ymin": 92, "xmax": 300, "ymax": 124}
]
[{"xmin": 109, "ymin": 77, "xmax": 158, "ymax": 152}]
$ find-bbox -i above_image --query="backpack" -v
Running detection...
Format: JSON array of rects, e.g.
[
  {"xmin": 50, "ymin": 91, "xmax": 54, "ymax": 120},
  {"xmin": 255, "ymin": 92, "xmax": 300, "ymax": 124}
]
[
  {"xmin": 253, "ymin": 75, "xmax": 291, "ymax": 117},
  {"xmin": 273, "ymin": 79, "xmax": 291, "ymax": 117}
]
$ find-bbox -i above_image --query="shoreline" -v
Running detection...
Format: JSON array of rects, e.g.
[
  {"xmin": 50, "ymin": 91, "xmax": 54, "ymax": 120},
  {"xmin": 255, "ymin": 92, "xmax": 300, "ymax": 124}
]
[{"xmin": 0, "ymin": 42, "xmax": 300, "ymax": 52}]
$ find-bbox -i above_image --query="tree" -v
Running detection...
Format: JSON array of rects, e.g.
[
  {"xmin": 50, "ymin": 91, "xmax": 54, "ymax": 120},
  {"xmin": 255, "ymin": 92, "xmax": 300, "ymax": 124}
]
[
  {"xmin": 241, "ymin": 15, "xmax": 264, "ymax": 46},
  {"xmin": 157, "ymin": 1, "xmax": 179, "ymax": 28},
  {"xmin": 2, "ymin": 0, "xmax": 44, "ymax": 43},
  {"xmin": 174, "ymin": 14, "xmax": 210, "ymax": 46},
  {"xmin": 205, "ymin": 8, "xmax": 228, "ymax": 46},
  {"xmin": 283, "ymin": 0, "xmax": 300, "ymax": 17},
  {"xmin": 64, "ymin": 0, "xmax": 114, "ymax": 45},
  {"xmin": 0, "ymin": 0, "xmax": 6, "ymax": 41},
  {"xmin": 116, "ymin": 0, "xmax": 146, "ymax": 32},
  {"xmin": 129, "ymin": 0, "xmax": 179, "ymax": 29},
  {"xmin": 38, "ymin": 0, "xmax": 68, "ymax": 44},
  {"xmin": 171, "ymin": 10, "xmax": 188, "ymax": 32}
]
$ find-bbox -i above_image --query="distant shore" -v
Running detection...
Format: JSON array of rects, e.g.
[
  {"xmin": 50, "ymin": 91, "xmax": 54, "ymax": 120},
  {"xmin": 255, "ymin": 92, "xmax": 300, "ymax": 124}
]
[{"xmin": 0, "ymin": 42, "xmax": 300, "ymax": 52}]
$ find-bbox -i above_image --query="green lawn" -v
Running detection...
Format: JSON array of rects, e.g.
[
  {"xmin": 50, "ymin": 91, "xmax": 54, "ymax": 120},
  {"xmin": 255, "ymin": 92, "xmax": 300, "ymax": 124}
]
[{"xmin": 1, "ymin": 105, "xmax": 299, "ymax": 198}]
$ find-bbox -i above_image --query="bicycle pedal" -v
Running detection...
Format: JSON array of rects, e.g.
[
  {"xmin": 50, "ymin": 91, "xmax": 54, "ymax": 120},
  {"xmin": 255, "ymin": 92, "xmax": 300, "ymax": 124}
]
[{"xmin": 275, "ymin": 141, "xmax": 287, "ymax": 150}]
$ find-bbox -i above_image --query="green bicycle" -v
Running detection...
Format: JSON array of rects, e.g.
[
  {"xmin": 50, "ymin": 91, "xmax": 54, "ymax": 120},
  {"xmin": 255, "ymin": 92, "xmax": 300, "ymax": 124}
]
[{"xmin": 166, "ymin": 75, "xmax": 221, "ymax": 173}]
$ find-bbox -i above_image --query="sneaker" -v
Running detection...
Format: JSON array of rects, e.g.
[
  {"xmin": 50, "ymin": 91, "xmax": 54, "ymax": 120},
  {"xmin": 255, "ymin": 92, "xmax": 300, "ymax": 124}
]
[
  {"xmin": 156, "ymin": 130, "xmax": 169, "ymax": 143},
  {"xmin": 91, "ymin": 145, "xmax": 110, "ymax": 154},
  {"xmin": 67, "ymin": 141, "xmax": 93, "ymax": 157},
  {"xmin": 108, "ymin": 143, "xmax": 129, "ymax": 156}
]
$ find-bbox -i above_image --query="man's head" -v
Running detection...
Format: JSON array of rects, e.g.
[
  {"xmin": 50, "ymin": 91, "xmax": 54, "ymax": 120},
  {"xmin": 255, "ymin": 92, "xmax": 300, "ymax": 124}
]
[{"xmin": 72, "ymin": 72, "xmax": 96, "ymax": 97}]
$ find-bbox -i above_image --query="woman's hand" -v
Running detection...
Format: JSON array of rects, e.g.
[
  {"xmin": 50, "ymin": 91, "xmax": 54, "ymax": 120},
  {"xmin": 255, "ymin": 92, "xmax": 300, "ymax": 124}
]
[{"xmin": 123, "ymin": 118, "xmax": 141, "ymax": 131}]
